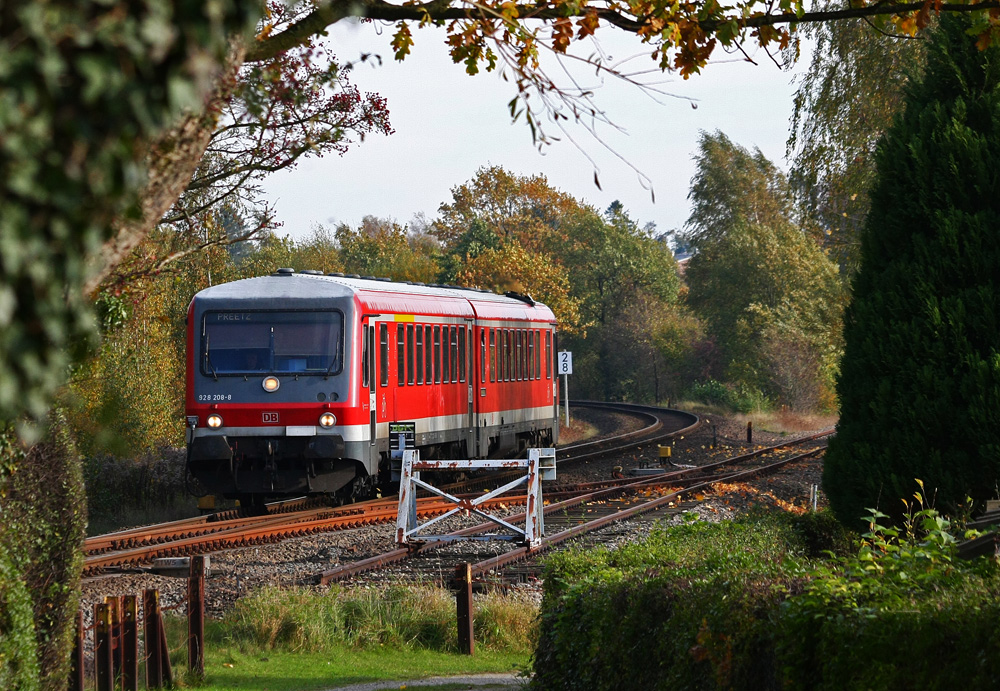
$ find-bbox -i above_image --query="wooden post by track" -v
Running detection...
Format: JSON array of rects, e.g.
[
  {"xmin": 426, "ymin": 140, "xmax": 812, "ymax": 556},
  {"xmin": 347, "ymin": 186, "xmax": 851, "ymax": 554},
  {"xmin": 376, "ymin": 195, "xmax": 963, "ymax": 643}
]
[
  {"xmin": 94, "ymin": 602, "xmax": 113, "ymax": 691},
  {"xmin": 69, "ymin": 610, "xmax": 84, "ymax": 691},
  {"xmin": 106, "ymin": 596, "xmax": 122, "ymax": 685},
  {"xmin": 747, "ymin": 420, "xmax": 753, "ymax": 445},
  {"xmin": 144, "ymin": 589, "xmax": 164, "ymax": 688},
  {"xmin": 188, "ymin": 555, "xmax": 206, "ymax": 677},
  {"xmin": 122, "ymin": 595, "xmax": 139, "ymax": 691},
  {"xmin": 454, "ymin": 563, "xmax": 475, "ymax": 656}
]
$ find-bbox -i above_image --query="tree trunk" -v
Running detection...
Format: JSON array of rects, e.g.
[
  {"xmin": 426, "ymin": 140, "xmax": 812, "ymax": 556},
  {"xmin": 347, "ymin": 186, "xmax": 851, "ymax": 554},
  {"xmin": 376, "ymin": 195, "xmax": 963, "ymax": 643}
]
[{"xmin": 83, "ymin": 40, "xmax": 247, "ymax": 296}]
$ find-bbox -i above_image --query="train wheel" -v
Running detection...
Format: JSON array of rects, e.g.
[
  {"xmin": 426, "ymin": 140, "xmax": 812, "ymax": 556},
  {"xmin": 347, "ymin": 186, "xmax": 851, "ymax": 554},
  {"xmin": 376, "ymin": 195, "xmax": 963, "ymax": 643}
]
[{"xmin": 237, "ymin": 494, "xmax": 269, "ymax": 517}]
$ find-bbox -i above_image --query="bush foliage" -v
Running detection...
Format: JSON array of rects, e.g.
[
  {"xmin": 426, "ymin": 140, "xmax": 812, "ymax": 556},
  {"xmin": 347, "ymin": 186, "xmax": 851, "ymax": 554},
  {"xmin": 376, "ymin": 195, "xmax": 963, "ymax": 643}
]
[{"xmin": 532, "ymin": 507, "xmax": 1000, "ymax": 690}]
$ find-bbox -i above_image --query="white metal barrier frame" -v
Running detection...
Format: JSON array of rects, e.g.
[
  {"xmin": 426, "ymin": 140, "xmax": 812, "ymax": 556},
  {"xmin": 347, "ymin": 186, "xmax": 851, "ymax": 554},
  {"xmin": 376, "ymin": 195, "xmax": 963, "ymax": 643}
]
[{"xmin": 395, "ymin": 448, "xmax": 556, "ymax": 549}]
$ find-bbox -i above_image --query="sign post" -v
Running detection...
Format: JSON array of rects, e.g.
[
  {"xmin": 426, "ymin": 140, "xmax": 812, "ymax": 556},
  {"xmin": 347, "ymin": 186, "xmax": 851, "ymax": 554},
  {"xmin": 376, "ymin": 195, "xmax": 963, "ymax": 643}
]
[{"xmin": 557, "ymin": 351, "xmax": 572, "ymax": 428}]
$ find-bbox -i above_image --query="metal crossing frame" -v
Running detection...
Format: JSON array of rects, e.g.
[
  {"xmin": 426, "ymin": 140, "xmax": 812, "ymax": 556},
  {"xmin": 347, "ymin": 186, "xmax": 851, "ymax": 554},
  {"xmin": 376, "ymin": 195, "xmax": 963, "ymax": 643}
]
[{"xmin": 395, "ymin": 447, "xmax": 556, "ymax": 549}]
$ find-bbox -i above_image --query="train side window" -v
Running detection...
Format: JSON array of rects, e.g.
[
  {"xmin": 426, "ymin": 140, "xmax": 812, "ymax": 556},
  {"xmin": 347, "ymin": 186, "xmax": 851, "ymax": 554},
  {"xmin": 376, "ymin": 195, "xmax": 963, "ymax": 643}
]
[
  {"xmin": 379, "ymin": 323, "xmax": 389, "ymax": 387},
  {"xmin": 528, "ymin": 330, "xmax": 535, "ymax": 380},
  {"xmin": 362, "ymin": 325, "xmax": 369, "ymax": 388},
  {"xmin": 459, "ymin": 327, "xmax": 466, "ymax": 383},
  {"xmin": 545, "ymin": 330, "xmax": 552, "ymax": 379},
  {"xmin": 433, "ymin": 326, "xmax": 441, "ymax": 384},
  {"xmin": 514, "ymin": 329, "xmax": 524, "ymax": 381},
  {"xmin": 480, "ymin": 330, "xmax": 486, "ymax": 384},
  {"xmin": 406, "ymin": 324, "xmax": 414, "ymax": 385},
  {"xmin": 535, "ymin": 330, "xmax": 541, "ymax": 380},
  {"xmin": 396, "ymin": 324, "xmax": 405, "ymax": 387},
  {"xmin": 425, "ymin": 325, "xmax": 433, "ymax": 385},
  {"xmin": 520, "ymin": 331, "xmax": 526, "ymax": 381},
  {"xmin": 500, "ymin": 330, "xmax": 506, "ymax": 382},
  {"xmin": 450, "ymin": 326, "xmax": 459, "ymax": 383},
  {"xmin": 416, "ymin": 326, "xmax": 424, "ymax": 384},
  {"xmin": 489, "ymin": 329, "xmax": 496, "ymax": 383},
  {"xmin": 442, "ymin": 326, "xmax": 451, "ymax": 383}
]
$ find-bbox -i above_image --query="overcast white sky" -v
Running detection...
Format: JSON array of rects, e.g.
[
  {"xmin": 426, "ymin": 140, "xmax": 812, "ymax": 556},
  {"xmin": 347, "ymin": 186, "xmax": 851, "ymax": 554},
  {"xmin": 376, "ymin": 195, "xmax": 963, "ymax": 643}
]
[{"xmin": 261, "ymin": 20, "xmax": 810, "ymax": 241}]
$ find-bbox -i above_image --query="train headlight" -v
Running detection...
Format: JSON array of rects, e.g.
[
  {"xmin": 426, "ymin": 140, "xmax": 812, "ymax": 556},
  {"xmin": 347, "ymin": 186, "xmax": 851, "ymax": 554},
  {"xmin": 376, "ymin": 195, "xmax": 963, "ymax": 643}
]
[
  {"xmin": 262, "ymin": 376, "xmax": 280, "ymax": 392},
  {"xmin": 207, "ymin": 414, "xmax": 223, "ymax": 429},
  {"xmin": 319, "ymin": 412, "xmax": 337, "ymax": 428}
]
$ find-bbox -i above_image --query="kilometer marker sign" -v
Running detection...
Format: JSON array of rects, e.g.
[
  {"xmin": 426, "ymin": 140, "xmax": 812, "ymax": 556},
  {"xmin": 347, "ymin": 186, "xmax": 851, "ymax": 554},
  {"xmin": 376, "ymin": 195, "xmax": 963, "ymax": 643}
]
[{"xmin": 558, "ymin": 351, "xmax": 572, "ymax": 426}]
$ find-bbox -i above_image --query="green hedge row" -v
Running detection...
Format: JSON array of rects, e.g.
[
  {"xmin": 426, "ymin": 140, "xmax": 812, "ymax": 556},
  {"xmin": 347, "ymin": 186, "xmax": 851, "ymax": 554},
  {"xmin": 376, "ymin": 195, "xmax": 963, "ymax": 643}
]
[{"xmin": 531, "ymin": 511, "xmax": 1000, "ymax": 690}]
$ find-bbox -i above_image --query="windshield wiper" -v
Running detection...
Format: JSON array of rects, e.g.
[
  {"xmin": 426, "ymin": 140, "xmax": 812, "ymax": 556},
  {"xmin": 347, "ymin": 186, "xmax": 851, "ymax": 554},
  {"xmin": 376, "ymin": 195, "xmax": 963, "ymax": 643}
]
[
  {"xmin": 324, "ymin": 356, "xmax": 337, "ymax": 380},
  {"xmin": 205, "ymin": 333, "xmax": 219, "ymax": 381}
]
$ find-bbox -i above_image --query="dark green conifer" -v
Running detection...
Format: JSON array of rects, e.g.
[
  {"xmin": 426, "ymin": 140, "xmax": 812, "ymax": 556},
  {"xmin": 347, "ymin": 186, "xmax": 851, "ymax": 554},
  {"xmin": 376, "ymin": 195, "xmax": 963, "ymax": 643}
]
[{"xmin": 824, "ymin": 13, "xmax": 1000, "ymax": 526}]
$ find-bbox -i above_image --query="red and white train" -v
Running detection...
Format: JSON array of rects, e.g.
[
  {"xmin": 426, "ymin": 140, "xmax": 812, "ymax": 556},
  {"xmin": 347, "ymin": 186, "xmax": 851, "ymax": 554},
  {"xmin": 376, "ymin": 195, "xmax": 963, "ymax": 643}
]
[{"xmin": 185, "ymin": 269, "xmax": 559, "ymax": 507}]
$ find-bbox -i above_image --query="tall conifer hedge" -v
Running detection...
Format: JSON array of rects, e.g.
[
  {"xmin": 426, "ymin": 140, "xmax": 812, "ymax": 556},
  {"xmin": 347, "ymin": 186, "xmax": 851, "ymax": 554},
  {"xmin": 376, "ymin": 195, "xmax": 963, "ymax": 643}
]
[{"xmin": 824, "ymin": 14, "xmax": 1000, "ymax": 526}]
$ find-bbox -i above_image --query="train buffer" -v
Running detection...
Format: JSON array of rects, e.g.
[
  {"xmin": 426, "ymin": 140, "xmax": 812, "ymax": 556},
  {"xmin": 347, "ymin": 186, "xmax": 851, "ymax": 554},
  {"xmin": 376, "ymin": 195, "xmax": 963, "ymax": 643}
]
[{"xmin": 395, "ymin": 448, "xmax": 556, "ymax": 549}]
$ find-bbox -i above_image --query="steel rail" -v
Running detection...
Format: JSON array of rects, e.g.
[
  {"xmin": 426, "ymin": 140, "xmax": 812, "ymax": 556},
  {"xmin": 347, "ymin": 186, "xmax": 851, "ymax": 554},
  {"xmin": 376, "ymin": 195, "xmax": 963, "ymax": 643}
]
[{"xmin": 316, "ymin": 432, "xmax": 831, "ymax": 585}]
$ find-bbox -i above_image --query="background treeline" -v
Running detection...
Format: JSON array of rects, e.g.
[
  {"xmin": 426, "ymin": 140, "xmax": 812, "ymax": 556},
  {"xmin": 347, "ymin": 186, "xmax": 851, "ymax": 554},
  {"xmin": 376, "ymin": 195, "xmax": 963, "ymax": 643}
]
[{"xmin": 65, "ymin": 158, "xmax": 846, "ymax": 464}]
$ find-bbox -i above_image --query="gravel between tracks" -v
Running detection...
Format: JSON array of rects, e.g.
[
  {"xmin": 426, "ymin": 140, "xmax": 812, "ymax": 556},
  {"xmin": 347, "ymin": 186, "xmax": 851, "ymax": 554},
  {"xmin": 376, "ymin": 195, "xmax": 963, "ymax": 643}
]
[{"xmin": 80, "ymin": 409, "xmax": 835, "ymax": 622}]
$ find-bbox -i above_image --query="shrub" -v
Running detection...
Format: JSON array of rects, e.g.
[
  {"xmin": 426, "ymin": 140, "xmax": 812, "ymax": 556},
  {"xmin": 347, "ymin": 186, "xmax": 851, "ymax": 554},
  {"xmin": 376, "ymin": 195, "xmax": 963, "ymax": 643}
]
[{"xmin": 824, "ymin": 12, "xmax": 1000, "ymax": 525}]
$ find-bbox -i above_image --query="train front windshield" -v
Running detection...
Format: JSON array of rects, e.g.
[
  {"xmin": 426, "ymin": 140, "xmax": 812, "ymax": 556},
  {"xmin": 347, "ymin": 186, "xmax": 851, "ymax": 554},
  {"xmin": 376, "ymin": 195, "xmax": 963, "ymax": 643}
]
[{"xmin": 201, "ymin": 311, "xmax": 343, "ymax": 376}]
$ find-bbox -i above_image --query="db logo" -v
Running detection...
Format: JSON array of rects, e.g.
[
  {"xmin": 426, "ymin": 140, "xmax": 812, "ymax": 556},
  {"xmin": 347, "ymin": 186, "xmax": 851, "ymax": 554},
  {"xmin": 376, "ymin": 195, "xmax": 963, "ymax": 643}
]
[{"xmin": 262, "ymin": 412, "xmax": 279, "ymax": 424}]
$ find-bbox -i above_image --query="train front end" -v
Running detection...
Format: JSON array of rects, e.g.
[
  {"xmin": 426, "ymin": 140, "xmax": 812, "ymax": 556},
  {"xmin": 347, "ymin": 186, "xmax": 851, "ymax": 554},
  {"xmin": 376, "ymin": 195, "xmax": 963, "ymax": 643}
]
[{"xmin": 184, "ymin": 273, "xmax": 369, "ymax": 506}]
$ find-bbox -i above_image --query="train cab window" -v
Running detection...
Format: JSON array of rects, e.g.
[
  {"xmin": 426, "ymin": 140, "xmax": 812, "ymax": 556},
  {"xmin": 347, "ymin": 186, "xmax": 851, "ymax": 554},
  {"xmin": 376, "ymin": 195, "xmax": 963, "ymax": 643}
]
[
  {"xmin": 433, "ymin": 326, "xmax": 441, "ymax": 384},
  {"xmin": 406, "ymin": 325, "xmax": 414, "ymax": 385},
  {"xmin": 459, "ymin": 327, "xmax": 467, "ymax": 383},
  {"xmin": 379, "ymin": 323, "xmax": 389, "ymax": 387},
  {"xmin": 396, "ymin": 324, "xmax": 405, "ymax": 387},
  {"xmin": 489, "ymin": 329, "xmax": 496, "ymax": 383},
  {"xmin": 416, "ymin": 327, "xmax": 424, "ymax": 384},
  {"xmin": 202, "ymin": 310, "xmax": 342, "ymax": 376},
  {"xmin": 545, "ymin": 330, "xmax": 552, "ymax": 379},
  {"xmin": 362, "ymin": 325, "xmax": 369, "ymax": 388}
]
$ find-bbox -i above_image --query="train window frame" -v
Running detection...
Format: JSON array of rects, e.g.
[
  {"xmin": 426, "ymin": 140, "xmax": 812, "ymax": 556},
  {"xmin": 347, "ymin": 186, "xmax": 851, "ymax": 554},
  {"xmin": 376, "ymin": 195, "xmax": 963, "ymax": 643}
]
[
  {"xmin": 379, "ymin": 323, "xmax": 389, "ymax": 387},
  {"xmin": 480, "ymin": 330, "xmax": 486, "ymax": 385},
  {"xmin": 433, "ymin": 326, "xmax": 442, "ymax": 384},
  {"xmin": 361, "ymin": 324, "xmax": 369, "ymax": 388},
  {"xmin": 489, "ymin": 329, "xmax": 496, "ymax": 383},
  {"xmin": 450, "ymin": 326, "xmax": 459, "ymax": 383},
  {"xmin": 396, "ymin": 324, "xmax": 405, "ymax": 387},
  {"xmin": 201, "ymin": 309, "xmax": 344, "ymax": 377},
  {"xmin": 442, "ymin": 325, "xmax": 451, "ymax": 384},
  {"xmin": 425, "ymin": 325, "xmax": 433, "ymax": 385},
  {"xmin": 500, "ymin": 329, "xmax": 507, "ymax": 382},
  {"xmin": 535, "ymin": 330, "xmax": 541, "ymax": 380},
  {"xmin": 406, "ymin": 324, "xmax": 415, "ymax": 385},
  {"xmin": 545, "ymin": 330, "xmax": 552, "ymax": 380},
  {"xmin": 458, "ymin": 326, "xmax": 467, "ymax": 383},
  {"xmin": 528, "ymin": 330, "xmax": 535, "ymax": 380},
  {"xmin": 416, "ymin": 326, "xmax": 424, "ymax": 385}
]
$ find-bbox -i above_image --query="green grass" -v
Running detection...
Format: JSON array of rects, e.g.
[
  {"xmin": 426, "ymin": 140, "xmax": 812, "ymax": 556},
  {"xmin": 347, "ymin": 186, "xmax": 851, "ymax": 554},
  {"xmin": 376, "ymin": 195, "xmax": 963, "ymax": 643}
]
[
  {"xmin": 152, "ymin": 584, "xmax": 536, "ymax": 690},
  {"xmin": 189, "ymin": 643, "xmax": 527, "ymax": 690}
]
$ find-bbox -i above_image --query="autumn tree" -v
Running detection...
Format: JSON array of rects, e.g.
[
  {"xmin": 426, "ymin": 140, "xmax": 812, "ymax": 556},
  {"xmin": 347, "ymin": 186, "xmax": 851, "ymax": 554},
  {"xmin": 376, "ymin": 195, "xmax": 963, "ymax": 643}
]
[
  {"xmin": 787, "ymin": 0, "xmax": 927, "ymax": 273},
  {"xmin": 684, "ymin": 132, "xmax": 844, "ymax": 409},
  {"xmin": 336, "ymin": 216, "xmax": 441, "ymax": 283},
  {"xmin": 824, "ymin": 13, "xmax": 1000, "ymax": 526}
]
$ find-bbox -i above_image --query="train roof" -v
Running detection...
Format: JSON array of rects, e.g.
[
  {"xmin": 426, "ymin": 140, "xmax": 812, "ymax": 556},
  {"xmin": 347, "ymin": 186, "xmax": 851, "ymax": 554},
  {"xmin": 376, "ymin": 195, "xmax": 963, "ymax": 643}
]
[{"xmin": 190, "ymin": 271, "xmax": 557, "ymax": 324}]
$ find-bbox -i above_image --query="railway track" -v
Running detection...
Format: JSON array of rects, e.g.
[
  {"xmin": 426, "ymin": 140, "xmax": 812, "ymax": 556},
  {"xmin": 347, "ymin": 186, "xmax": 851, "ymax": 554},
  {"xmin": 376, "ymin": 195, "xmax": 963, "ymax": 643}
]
[
  {"xmin": 315, "ymin": 431, "xmax": 832, "ymax": 587},
  {"xmin": 83, "ymin": 402, "xmax": 697, "ymax": 576}
]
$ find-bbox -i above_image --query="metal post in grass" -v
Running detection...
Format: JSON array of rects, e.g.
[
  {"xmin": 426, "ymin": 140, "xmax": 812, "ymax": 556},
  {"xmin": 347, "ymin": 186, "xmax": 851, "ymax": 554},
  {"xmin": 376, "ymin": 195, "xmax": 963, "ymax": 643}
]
[
  {"xmin": 454, "ymin": 563, "xmax": 475, "ymax": 655},
  {"xmin": 69, "ymin": 611, "xmax": 84, "ymax": 691},
  {"xmin": 144, "ymin": 589, "xmax": 164, "ymax": 688},
  {"xmin": 188, "ymin": 555, "xmax": 206, "ymax": 676},
  {"xmin": 94, "ymin": 603, "xmax": 113, "ymax": 691},
  {"xmin": 122, "ymin": 595, "xmax": 139, "ymax": 691}
]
